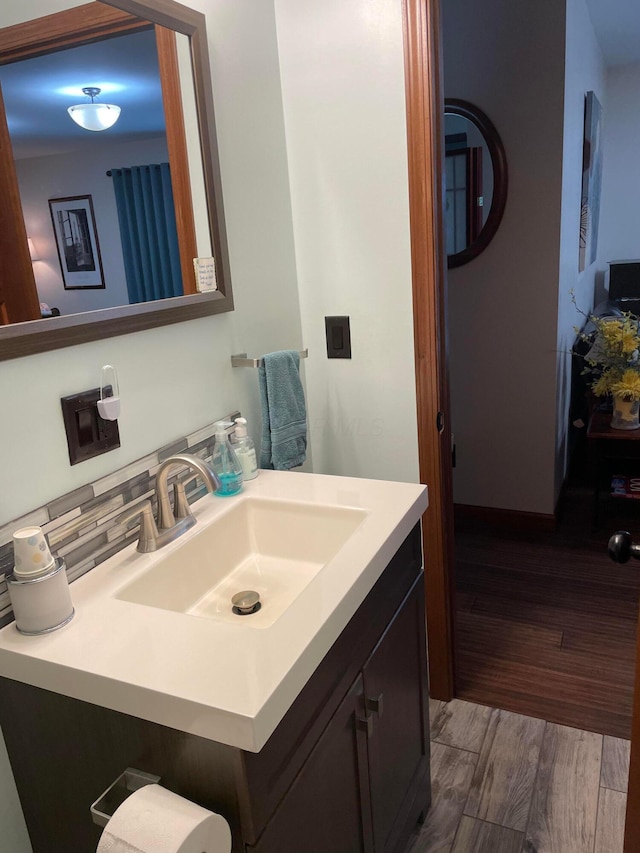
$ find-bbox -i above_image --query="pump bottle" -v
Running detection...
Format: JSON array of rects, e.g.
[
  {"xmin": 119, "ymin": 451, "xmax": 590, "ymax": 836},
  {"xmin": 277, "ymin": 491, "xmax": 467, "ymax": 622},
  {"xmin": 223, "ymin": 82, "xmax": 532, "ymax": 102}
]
[
  {"xmin": 233, "ymin": 417, "xmax": 258, "ymax": 480},
  {"xmin": 211, "ymin": 421, "xmax": 243, "ymax": 496}
]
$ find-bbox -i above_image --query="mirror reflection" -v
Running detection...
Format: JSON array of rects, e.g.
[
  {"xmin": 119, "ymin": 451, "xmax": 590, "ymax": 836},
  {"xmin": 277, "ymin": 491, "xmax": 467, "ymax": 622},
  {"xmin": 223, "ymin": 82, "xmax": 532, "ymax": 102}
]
[
  {"xmin": 0, "ymin": 0, "xmax": 225, "ymax": 340},
  {"xmin": 0, "ymin": 12, "xmax": 211, "ymax": 325},
  {"xmin": 444, "ymin": 113, "xmax": 493, "ymax": 256},
  {"xmin": 443, "ymin": 99, "xmax": 508, "ymax": 269},
  {"xmin": 7, "ymin": 29, "xmax": 169, "ymax": 317}
]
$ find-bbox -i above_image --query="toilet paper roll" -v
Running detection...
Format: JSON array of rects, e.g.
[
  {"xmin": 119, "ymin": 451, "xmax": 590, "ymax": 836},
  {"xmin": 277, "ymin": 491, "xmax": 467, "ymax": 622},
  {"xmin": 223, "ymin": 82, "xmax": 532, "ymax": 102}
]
[{"xmin": 96, "ymin": 784, "xmax": 232, "ymax": 853}]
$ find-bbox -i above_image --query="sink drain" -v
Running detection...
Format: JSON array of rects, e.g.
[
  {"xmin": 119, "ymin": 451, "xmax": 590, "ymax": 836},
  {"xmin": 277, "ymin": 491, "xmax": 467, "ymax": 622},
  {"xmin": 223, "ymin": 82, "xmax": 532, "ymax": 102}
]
[{"xmin": 232, "ymin": 590, "xmax": 261, "ymax": 616}]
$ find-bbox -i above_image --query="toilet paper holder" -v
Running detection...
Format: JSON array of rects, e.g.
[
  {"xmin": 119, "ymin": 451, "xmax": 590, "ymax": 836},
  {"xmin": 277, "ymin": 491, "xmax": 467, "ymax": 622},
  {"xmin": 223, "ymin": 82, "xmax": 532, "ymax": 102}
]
[{"xmin": 90, "ymin": 767, "xmax": 161, "ymax": 828}]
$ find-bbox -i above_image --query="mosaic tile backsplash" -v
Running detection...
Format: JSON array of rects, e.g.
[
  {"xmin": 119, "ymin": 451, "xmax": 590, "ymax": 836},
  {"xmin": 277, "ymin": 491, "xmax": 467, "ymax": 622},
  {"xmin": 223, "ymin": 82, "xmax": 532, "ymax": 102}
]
[{"xmin": 0, "ymin": 413, "xmax": 239, "ymax": 629}]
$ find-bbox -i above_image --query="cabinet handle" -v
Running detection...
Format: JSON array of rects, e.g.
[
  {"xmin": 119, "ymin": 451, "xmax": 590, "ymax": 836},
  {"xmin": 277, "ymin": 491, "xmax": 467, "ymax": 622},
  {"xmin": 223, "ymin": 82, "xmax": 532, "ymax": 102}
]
[
  {"xmin": 366, "ymin": 693, "xmax": 384, "ymax": 717},
  {"xmin": 356, "ymin": 713, "xmax": 374, "ymax": 738}
]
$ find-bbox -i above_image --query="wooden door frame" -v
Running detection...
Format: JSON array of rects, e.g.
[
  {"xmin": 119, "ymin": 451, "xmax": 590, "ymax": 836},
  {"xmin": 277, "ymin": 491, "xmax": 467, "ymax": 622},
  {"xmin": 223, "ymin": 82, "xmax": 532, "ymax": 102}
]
[
  {"xmin": 402, "ymin": 0, "xmax": 456, "ymax": 701},
  {"xmin": 0, "ymin": 83, "xmax": 40, "ymax": 324},
  {"xmin": 625, "ymin": 628, "xmax": 640, "ymax": 849},
  {"xmin": 468, "ymin": 146, "xmax": 484, "ymax": 243}
]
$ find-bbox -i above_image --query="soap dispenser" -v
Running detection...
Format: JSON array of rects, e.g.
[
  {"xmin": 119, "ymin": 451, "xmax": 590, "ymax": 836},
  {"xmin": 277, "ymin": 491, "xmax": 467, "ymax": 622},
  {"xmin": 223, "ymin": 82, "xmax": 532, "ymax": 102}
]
[
  {"xmin": 233, "ymin": 417, "xmax": 258, "ymax": 481},
  {"xmin": 211, "ymin": 421, "xmax": 243, "ymax": 496}
]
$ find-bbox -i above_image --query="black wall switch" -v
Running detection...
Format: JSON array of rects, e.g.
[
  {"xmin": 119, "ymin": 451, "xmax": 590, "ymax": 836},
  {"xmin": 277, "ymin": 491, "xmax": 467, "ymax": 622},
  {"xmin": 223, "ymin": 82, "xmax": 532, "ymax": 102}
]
[
  {"xmin": 325, "ymin": 316, "xmax": 351, "ymax": 359},
  {"xmin": 61, "ymin": 387, "xmax": 120, "ymax": 465}
]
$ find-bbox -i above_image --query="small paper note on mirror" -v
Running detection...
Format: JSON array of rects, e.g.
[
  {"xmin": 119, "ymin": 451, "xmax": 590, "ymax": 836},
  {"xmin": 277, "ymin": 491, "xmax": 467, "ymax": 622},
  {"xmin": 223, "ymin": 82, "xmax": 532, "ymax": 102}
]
[{"xmin": 193, "ymin": 257, "xmax": 217, "ymax": 292}]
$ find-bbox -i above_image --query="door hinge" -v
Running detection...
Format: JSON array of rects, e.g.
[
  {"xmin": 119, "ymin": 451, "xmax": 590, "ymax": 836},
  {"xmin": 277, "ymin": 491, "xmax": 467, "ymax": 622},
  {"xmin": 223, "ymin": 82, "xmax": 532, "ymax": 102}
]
[{"xmin": 436, "ymin": 411, "xmax": 445, "ymax": 433}]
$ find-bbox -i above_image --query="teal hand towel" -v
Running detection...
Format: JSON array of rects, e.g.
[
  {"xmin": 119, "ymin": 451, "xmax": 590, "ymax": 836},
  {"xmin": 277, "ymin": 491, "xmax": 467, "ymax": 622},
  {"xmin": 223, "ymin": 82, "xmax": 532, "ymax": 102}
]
[{"xmin": 259, "ymin": 350, "xmax": 307, "ymax": 470}]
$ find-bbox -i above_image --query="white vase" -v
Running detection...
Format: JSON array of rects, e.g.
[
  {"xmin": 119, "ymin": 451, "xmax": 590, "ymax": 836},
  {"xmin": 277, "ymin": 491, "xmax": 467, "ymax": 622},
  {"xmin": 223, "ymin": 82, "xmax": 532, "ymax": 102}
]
[{"xmin": 611, "ymin": 394, "xmax": 640, "ymax": 430}]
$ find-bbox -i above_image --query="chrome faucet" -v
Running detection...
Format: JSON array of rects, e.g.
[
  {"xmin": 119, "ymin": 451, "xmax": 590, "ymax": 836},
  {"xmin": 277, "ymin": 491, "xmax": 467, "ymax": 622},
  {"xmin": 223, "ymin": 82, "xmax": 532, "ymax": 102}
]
[
  {"xmin": 116, "ymin": 453, "xmax": 221, "ymax": 553},
  {"xmin": 156, "ymin": 453, "xmax": 220, "ymax": 529}
]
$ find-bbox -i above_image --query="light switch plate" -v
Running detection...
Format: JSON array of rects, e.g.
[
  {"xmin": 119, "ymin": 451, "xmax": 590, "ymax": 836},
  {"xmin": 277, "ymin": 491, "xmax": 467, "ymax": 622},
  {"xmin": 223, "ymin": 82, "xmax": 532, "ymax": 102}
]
[
  {"xmin": 325, "ymin": 316, "xmax": 351, "ymax": 359},
  {"xmin": 61, "ymin": 387, "xmax": 120, "ymax": 465}
]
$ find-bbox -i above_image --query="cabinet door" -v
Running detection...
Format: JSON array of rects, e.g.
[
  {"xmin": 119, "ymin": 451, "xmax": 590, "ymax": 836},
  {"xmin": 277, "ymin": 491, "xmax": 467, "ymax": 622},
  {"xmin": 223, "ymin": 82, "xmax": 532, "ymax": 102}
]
[
  {"xmin": 363, "ymin": 577, "xmax": 430, "ymax": 853},
  {"xmin": 240, "ymin": 525, "xmax": 423, "ymax": 844},
  {"xmin": 248, "ymin": 674, "xmax": 375, "ymax": 853}
]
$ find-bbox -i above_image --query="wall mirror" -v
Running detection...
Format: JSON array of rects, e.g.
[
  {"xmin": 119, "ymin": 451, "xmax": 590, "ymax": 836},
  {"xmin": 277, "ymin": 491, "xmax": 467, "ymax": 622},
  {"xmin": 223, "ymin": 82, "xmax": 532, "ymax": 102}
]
[
  {"xmin": 0, "ymin": 0, "xmax": 232, "ymax": 362},
  {"xmin": 444, "ymin": 98, "xmax": 508, "ymax": 269}
]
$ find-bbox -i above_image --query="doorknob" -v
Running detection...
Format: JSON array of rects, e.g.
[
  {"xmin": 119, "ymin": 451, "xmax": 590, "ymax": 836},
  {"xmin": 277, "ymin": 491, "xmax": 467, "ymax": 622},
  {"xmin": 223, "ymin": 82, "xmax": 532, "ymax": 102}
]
[{"xmin": 608, "ymin": 530, "xmax": 640, "ymax": 563}]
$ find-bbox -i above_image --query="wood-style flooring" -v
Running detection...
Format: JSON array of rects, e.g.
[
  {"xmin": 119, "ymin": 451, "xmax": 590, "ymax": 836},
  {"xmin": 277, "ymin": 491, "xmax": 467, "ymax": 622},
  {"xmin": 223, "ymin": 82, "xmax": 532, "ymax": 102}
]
[
  {"xmin": 454, "ymin": 486, "xmax": 640, "ymax": 738},
  {"xmin": 407, "ymin": 698, "xmax": 629, "ymax": 853}
]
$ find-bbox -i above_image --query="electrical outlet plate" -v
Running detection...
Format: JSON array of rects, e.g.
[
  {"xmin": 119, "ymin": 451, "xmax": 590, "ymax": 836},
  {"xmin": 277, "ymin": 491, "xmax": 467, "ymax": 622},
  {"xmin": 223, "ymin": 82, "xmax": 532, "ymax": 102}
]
[{"xmin": 61, "ymin": 387, "xmax": 120, "ymax": 465}]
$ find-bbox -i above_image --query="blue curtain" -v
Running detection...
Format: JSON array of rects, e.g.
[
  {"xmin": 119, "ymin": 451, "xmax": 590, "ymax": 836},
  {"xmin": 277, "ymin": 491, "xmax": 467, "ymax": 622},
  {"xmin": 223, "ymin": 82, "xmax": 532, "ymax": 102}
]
[{"xmin": 110, "ymin": 163, "xmax": 183, "ymax": 303}]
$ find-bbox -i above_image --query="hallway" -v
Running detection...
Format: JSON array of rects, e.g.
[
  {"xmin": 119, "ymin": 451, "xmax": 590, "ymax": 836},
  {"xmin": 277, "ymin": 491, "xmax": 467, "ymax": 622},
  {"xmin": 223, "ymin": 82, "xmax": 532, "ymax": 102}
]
[{"xmin": 453, "ymin": 486, "xmax": 640, "ymax": 738}]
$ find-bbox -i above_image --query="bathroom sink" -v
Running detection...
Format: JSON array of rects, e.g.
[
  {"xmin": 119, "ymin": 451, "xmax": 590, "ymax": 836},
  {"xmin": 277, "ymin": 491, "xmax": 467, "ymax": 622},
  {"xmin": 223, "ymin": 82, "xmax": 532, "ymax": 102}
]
[
  {"xmin": 116, "ymin": 497, "xmax": 367, "ymax": 628},
  {"xmin": 0, "ymin": 471, "xmax": 428, "ymax": 750}
]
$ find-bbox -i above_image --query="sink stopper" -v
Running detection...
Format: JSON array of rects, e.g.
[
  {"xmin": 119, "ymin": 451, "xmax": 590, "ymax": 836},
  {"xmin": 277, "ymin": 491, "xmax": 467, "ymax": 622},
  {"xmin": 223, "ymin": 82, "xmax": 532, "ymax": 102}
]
[{"xmin": 232, "ymin": 590, "xmax": 261, "ymax": 615}]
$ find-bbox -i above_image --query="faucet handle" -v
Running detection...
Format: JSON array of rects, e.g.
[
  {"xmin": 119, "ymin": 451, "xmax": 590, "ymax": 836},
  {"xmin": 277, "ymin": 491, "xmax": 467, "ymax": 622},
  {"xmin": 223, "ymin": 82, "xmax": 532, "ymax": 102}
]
[
  {"xmin": 173, "ymin": 480, "xmax": 193, "ymax": 520},
  {"xmin": 157, "ymin": 491, "xmax": 175, "ymax": 531},
  {"xmin": 115, "ymin": 500, "xmax": 159, "ymax": 553},
  {"xmin": 158, "ymin": 479, "xmax": 194, "ymax": 528}
]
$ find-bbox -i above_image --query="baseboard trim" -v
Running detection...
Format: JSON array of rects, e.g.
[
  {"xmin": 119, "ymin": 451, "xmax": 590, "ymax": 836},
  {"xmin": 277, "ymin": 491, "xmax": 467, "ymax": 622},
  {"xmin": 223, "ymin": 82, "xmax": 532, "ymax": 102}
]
[{"xmin": 454, "ymin": 503, "xmax": 557, "ymax": 532}]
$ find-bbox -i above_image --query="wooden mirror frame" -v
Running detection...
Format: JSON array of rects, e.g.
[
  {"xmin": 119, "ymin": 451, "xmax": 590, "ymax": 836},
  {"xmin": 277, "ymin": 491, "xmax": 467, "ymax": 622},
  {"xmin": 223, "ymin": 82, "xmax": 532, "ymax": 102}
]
[
  {"xmin": 445, "ymin": 98, "xmax": 508, "ymax": 269},
  {"xmin": 0, "ymin": 0, "xmax": 233, "ymax": 362}
]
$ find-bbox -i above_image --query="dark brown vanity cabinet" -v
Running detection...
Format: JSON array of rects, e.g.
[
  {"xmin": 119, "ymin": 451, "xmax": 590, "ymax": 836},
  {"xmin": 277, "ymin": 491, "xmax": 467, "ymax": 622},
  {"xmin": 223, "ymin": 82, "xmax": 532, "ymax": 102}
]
[
  {"xmin": 0, "ymin": 524, "xmax": 430, "ymax": 853},
  {"xmin": 248, "ymin": 576, "xmax": 430, "ymax": 853},
  {"xmin": 364, "ymin": 578, "xmax": 430, "ymax": 853},
  {"xmin": 247, "ymin": 674, "xmax": 374, "ymax": 853}
]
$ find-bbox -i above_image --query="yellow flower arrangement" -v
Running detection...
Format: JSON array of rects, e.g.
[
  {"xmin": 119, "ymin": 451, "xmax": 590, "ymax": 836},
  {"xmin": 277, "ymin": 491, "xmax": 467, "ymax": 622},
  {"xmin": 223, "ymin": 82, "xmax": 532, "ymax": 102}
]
[{"xmin": 573, "ymin": 292, "xmax": 640, "ymax": 401}]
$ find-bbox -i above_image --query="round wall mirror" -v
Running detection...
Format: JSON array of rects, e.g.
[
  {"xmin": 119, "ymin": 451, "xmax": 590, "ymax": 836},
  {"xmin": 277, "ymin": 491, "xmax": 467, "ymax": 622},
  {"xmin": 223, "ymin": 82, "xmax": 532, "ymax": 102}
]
[{"xmin": 444, "ymin": 99, "xmax": 508, "ymax": 269}]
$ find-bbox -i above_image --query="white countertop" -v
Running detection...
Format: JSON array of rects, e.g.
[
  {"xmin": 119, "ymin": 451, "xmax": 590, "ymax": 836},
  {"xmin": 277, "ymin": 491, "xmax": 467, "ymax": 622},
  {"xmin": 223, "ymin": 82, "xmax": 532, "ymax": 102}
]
[{"xmin": 0, "ymin": 471, "xmax": 427, "ymax": 752}]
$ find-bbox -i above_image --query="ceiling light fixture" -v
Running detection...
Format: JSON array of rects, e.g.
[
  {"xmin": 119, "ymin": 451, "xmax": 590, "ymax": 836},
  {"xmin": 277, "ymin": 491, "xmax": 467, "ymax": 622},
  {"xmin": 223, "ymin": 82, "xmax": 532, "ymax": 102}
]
[{"xmin": 67, "ymin": 87, "xmax": 121, "ymax": 132}]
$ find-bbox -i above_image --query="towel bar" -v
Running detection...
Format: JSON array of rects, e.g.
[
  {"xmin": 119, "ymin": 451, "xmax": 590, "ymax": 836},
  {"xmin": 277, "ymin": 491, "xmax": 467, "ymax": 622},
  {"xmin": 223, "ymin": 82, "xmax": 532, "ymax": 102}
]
[{"xmin": 231, "ymin": 350, "xmax": 308, "ymax": 368}]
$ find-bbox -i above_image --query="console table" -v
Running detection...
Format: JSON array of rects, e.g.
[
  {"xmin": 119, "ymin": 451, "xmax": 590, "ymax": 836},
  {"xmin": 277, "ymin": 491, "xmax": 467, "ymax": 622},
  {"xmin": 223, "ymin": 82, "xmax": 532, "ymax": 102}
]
[{"xmin": 587, "ymin": 409, "xmax": 640, "ymax": 527}]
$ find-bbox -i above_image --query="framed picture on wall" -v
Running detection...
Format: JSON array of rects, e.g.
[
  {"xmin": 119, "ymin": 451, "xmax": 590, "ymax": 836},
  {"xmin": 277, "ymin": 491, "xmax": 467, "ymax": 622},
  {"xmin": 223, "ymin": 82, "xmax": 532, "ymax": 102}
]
[
  {"xmin": 48, "ymin": 195, "xmax": 105, "ymax": 289},
  {"xmin": 579, "ymin": 91, "xmax": 603, "ymax": 273}
]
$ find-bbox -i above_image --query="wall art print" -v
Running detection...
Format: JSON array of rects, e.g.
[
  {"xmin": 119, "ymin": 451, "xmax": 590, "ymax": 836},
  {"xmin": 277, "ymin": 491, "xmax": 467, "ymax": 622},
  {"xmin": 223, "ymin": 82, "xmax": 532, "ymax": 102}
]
[
  {"xmin": 48, "ymin": 195, "xmax": 105, "ymax": 289},
  {"xmin": 579, "ymin": 91, "xmax": 603, "ymax": 273}
]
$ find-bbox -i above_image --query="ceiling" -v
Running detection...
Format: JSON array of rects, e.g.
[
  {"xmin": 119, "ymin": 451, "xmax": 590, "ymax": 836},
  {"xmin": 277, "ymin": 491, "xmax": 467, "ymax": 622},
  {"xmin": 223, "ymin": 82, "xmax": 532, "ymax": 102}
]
[
  {"xmin": 586, "ymin": 0, "xmax": 640, "ymax": 66},
  {"xmin": 0, "ymin": 28, "xmax": 166, "ymax": 159}
]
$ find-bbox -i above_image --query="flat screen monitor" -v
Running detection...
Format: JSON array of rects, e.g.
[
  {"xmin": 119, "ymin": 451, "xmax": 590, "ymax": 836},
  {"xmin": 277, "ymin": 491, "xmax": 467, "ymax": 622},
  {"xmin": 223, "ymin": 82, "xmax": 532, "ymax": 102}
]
[{"xmin": 609, "ymin": 260, "xmax": 640, "ymax": 302}]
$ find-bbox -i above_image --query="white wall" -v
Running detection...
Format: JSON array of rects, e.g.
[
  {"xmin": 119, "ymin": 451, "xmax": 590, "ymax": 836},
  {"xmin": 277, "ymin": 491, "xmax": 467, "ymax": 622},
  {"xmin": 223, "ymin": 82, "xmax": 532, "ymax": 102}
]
[
  {"xmin": 16, "ymin": 135, "xmax": 168, "ymax": 315},
  {"xmin": 443, "ymin": 0, "xmax": 567, "ymax": 514},
  {"xmin": 598, "ymin": 61, "xmax": 640, "ymax": 266},
  {"xmin": 555, "ymin": 0, "xmax": 606, "ymax": 499},
  {"xmin": 0, "ymin": 0, "xmax": 303, "ymax": 843},
  {"xmin": 273, "ymin": 0, "xmax": 419, "ymax": 484}
]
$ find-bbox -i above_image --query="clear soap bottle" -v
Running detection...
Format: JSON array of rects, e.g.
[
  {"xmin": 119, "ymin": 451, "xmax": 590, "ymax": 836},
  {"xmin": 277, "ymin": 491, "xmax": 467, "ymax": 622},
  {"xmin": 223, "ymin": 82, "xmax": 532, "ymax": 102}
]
[
  {"xmin": 211, "ymin": 421, "xmax": 243, "ymax": 496},
  {"xmin": 233, "ymin": 417, "xmax": 258, "ymax": 480}
]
